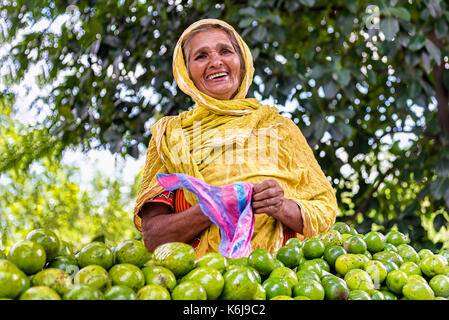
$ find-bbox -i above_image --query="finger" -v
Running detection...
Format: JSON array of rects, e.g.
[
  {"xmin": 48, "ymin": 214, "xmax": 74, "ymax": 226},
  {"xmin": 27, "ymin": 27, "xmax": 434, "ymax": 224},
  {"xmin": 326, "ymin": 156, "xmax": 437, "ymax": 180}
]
[
  {"xmin": 253, "ymin": 203, "xmax": 282, "ymax": 215},
  {"xmin": 252, "ymin": 179, "xmax": 278, "ymax": 193},
  {"xmin": 252, "ymin": 187, "xmax": 283, "ymax": 201},
  {"xmin": 252, "ymin": 196, "xmax": 282, "ymax": 210}
]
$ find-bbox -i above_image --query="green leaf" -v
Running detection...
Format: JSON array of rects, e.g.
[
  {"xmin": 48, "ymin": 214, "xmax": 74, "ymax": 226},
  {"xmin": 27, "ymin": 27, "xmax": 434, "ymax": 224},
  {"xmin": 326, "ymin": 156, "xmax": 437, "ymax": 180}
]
[
  {"xmin": 323, "ymin": 81, "xmax": 339, "ymax": 99},
  {"xmin": 299, "ymin": 0, "xmax": 315, "ymax": 7},
  {"xmin": 430, "ymin": 177, "xmax": 449, "ymax": 200},
  {"xmin": 238, "ymin": 17, "xmax": 254, "ymax": 28},
  {"xmin": 336, "ymin": 68, "xmax": 351, "ymax": 87},
  {"xmin": 390, "ymin": 7, "xmax": 411, "ymax": 21},
  {"xmin": 239, "ymin": 7, "xmax": 257, "ymax": 16},
  {"xmin": 408, "ymin": 34, "xmax": 426, "ymax": 51},
  {"xmin": 424, "ymin": 39, "xmax": 441, "ymax": 65},
  {"xmin": 252, "ymin": 25, "xmax": 267, "ymax": 42},
  {"xmin": 344, "ymin": 0, "xmax": 359, "ymax": 14},
  {"xmin": 380, "ymin": 17, "xmax": 399, "ymax": 41}
]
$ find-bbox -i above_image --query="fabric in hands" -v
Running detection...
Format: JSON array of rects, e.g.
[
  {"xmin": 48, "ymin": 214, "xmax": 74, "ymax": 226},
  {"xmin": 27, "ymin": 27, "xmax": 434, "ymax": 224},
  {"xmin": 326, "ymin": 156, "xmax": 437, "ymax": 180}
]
[{"xmin": 156, "ymin": 173, "xmax": 254, "ymax": 258}]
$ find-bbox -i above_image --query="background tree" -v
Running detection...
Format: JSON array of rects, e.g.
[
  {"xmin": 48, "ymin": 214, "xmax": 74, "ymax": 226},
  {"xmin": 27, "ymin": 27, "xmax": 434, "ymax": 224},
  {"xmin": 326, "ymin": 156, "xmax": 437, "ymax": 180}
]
[{"xmin": 1, "ymin": 0, "xmax": 448, "ymax": 250}]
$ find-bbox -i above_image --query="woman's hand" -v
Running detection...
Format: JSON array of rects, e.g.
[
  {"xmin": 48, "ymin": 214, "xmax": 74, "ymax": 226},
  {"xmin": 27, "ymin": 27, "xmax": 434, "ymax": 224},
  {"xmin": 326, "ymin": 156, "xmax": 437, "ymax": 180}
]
[
  {"xmin": 251, "ymin": 179, "xmax": 285, "ymax": 217},
  {"xmin": 251, "ymin": 179, "xmax": 303, "ymax": 234}
]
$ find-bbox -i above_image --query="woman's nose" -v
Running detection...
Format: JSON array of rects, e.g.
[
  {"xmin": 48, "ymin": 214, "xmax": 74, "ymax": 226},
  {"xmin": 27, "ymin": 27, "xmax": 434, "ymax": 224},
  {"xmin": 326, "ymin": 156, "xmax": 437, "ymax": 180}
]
[{"xmin": 209, "ymin": 52, "xmax": 224, "ymax": 67}]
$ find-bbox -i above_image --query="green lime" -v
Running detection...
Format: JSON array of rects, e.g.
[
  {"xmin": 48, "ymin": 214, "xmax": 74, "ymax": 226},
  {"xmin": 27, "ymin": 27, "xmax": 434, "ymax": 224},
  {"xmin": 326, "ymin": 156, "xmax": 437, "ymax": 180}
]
[
  {"xmin": 363, "ymin": 231, "xmax": 385, "ymax": 253},
  {"xmin": 329, "ymin": 222, "xmax": 352, "ymax": 234},
  {"xmin": 262, "ymin": 277, "xmax": 291, "ymax": 300},
  {"xmin": 7, "ymin": 240, "xmax": 46, "ymax": 275},
  {"xmin": 153, "ymin": 242, "xmax": 195, "ymax": 278},
  {"xmin": 302, "ymin": 238, "xmax": 325, "ymax": 259},
  {"xmin": 76, "ymin": 241, "xmax": 114, "ymax": 270},
  {"xmin": 104, "ymin": 285, "xmax": 137, "ymax": 300},
  {"xmin": 323, "ymin": 245, "xmax": 346, "ymax": 270},
  {"xmin": 386, "ymin": 270, "xmax": 408, "ymax": 294},
  {"xmin": 276, "ymin": 245, "xmax": 301, "ymax": 269},
  {"xmin": 397, "ymin": 244, "xmax": 420, "ymax": 264},
  {"xmin": 109, "ymin": 263, "xmax": 145, "ymax": 292},
  {"xmin": 195, "ymin": 252, "xmax": 228, "ymax": 273},
  {"xmin": 180, "ymin": 266, "xmax": 224, "ymax": 300},
  {"xmin": 285, "ymin": 238, "xmax": 303, "ymax": 249},
  {"xmin": 269, "ymin": 266, "xmax": 298, "ymax": 288},
  {"xmin": 292, "ymin": 279, "xmax": 324, "ymax": 300},
  {"xmin": 420, "ymin": 254, "xmax": 448, "ymax": 278},
  {"xmin": 19, "ymin": 286, "xmax": 61, "ymax": 300},
  {"xmin": 399, "ymin": 261, "xmax": 422, "ymax": 276},
  {"xmin": 220, "ymin": 265, "xmax": 259, "ymax": 300},
  {"xmin": 247, "ymin": 248, "xmax": 275, "ymax": 276},
  {"xmin": 171, "ymin": 281, "xmax": 206, "ymax": 300},
  {"xmin": 348, "ymin": 290, "xmax": 371, "ymax": 300},
  {"xmin": 32, "ymin": 268, "xmax": 73, "ymax": 296},
  {"xmin": 0, "ymin": 259, "xmax": 30, "ymax": 299},
  {"xmin": 25, "ymin": 228, "xmax": 60, "ymax": 262},
  {"xmin": 429, "ymin": 274, "xmax": 449, "ymax": 297},
  {"xmin": 141, "ymin": 265, "xmax": 176, "ymax": 291},
  {"xmin": 320, "ymin": 230, "xmax": 343, "ymax": 248},
  {"xmin": 74, "ymin": 264, "xmax": 112, "ymax": 292},
  {"xmin": 385, "ymin": 230, "xmax": 408, "ymax": 246},
  {"xmin": 115, "ymin": 240, "xmax": 152, "ymax": 268},
  {"xmin": 63, "ymin": 284, "xmax": 104, "ymax": 300},
  {"xmin": 137, "ymin": 284, "xmax": 171, "ymax": 300},
  {"xmin": 418, "ymin": 249, "xmax": 434, "ymax": 260},
  {"xmin": 402, "ymin": 278, "xmax": 435, "ymax": 300},
  {"xmin": 47, "ymin": 255, "xmax": 79, "ymax": 278},
  {"xmin": 344, "ymin": 235, "xmax": 367, "ymax": 254}
]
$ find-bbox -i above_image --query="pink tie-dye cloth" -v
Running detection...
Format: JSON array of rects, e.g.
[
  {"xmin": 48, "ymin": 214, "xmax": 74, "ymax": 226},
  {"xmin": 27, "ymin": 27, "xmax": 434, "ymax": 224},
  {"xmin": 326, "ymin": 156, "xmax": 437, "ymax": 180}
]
[{"xmin": 156, "ymin": 173, "xmax": 254, "ymax": 258}]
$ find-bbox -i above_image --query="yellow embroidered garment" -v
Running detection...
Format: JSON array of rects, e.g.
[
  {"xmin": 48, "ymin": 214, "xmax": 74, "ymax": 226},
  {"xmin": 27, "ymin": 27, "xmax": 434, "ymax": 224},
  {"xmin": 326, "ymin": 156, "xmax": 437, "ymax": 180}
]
[{"xmin": 133, "ymin": 19, "xmax": 338, "ymax": 259}]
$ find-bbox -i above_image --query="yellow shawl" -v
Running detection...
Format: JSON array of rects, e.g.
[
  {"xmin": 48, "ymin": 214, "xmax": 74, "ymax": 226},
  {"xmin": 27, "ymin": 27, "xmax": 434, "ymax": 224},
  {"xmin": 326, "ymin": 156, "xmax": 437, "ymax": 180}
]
[{"xmin": 133, "ymin": 19, "xmax": 338, "ymax": 259}]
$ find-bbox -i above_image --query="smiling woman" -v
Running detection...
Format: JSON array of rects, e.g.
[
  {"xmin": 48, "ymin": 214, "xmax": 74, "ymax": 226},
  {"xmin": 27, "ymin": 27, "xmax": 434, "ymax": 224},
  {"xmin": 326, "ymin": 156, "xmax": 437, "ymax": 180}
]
[{"xmin": 134, "ymin": 19, "xmax": 338, "ymax": 259}]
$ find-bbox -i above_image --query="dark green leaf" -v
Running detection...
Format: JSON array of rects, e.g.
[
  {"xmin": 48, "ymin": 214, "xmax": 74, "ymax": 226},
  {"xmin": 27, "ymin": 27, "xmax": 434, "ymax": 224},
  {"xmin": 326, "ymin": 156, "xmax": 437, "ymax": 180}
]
[
  {"xmin": 252, "ymin": 25, "xmax": 267, "ymax": 42},
  {"xmin": 433, "ymin": 214, "xmax": 446, "ymax": 232},
  {"xmin": 323, "ymin": 81, "xmax": 339, "ymax": 99},
  {"xmin": 408, "ymin": 34, "xmax": 426, "ymax": 51},
  {"xmin": 380, "ymin": 17, "xmax": 399, "ymax": 41},
  {"xmin": 390, "ymin": 7, "xmax": 411, "ymax": 21},
  {"xmin": 424, "ymin": 39, "xmax": 441, "ymax": 65}
]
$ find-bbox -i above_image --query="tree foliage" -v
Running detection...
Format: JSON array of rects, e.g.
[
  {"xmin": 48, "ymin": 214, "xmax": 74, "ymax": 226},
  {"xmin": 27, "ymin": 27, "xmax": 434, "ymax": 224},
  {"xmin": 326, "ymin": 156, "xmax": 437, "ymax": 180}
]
[{"xmin": 1, "ymin": 0, "xmax": 449, "ymax": 250}]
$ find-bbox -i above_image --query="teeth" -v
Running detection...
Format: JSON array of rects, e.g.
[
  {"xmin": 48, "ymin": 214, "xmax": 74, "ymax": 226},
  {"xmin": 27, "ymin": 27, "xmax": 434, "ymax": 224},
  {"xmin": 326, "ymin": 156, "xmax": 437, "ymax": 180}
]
[{"xmin": 207, "ymin": 72, "xmax": 227, "ymax": 80}]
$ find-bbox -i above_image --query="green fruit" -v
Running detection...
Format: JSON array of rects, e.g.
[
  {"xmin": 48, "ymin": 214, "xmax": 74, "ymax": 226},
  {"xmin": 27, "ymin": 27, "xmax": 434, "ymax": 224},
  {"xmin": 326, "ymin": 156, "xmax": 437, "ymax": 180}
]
[
  {"xmin": 402, "ymin": 278, "xmax": 435, "ymax": 300},
  {"xmin": 364, "ymin": 260, "xmax": 388, "ymax": 288},
  {"xmin": 25, "ymin": 228, "xmax": 60, "ymax": 262},
  {"xmin": 297, "ymin": 260, "xmax": 323, "ymax": 277},
  {"xmin": 344, "ymin": 235, "xmax": 367, "ymax": 254},
  {"xmin": 19, "ymin": 286, "xmax": 61, "ymax": 300},
  {"xmin": 57, "ymin": 241, "xmax": 75, "ymax": 258},
  {"xmin": 420, "ymin": 254, "xmax": 448, "ymax": 278},
  {"xmin": 348, "ymin": 290, "xmax": 371, "ymax": 300},
  {"xmin": 295, "ymin": 269, "xmax": 320, "ymax": 283},
  {"xmin": 380, "ymin": 290, "xmax": 398, "ymax": 300},
  {"xmin": 7, "ymin": 240, "xmax": 46, "ymax": 275},
  {"xmin": 313, "ymin": 258, "xmax": 330, "ymax": 272},
  {"xmin": 384, "ymin": 243, "xmax": 399, "ymax": 253},
  {"xmin": 302, "ymin": 238, "xmax": 325, "ymax": 259},
  {"xmin": 344, "ymin": 269, "xmax": 375, "ymax": 293},
  {"xmin": 226, "ymin": 257, "xmax": 249, "ymax": 268},
  {"xmin": 0, "ymin": 259, "xmax": 30, "ymax": 299},
  {"xmin": 329, "ymin": 222, "xmax": 352, "ymax": 234},
  {"xmin": 399, "ymin": 261, "xmax": 422, "ymax": 276},
  {"xmin": 429, "ymin": 274, "xmax": 449, "ymax": 297},
  {"xmin": 285, "ymin": 238, "xmax": 303, "ymax": 249},
  {"xmin": 115, "ymin": 240, "xmax": 152, "ymax": 268},
  {"xmin": 109, "ymin": 263, "xmax": 145, "ymax": 292},
  {"xmin": 74, "ymin": 264, "xmax": 112, "ymax": 292},
  {"xmin": 76, "ymin": 241, "xmax": 114, "ymax": 270},
  {"xmin": 363, "ymin": 231, "xmax": 385, "ymax": 253},
  {"xmin": 397, "ymin": 244, "xmax": 420, "ymax": 264},
  {"xmin": 373, "ymin": 250, "xmax": 404, "ymax": 266},
  {"xmin": 171, "ymin": 281, "xmax": 206, "ymax": 300},
  {"xmin": 253, "ymin": 283, "xmax": 266, "ymax": 300},
  {"xmin": 262, "ymin": 278, "xmax": 291, "ymax": 300},
  {"xmin": 370, "ymin": 290, "xmax": 385, "ymax": 300},
  {"xmin": 195, "ymin": 252, "xmax": 228, "ymax": 273},
  {"xmin": 104, "ymin": 285, "xmax": 137, "ymax": 300},
  {"xmin": 63, "ymin": 284, "xmax": 104, "ymax": 300},
  {"xmin": 220, "ymin": 265, "xmax": 259, "ymax": 300},
  {"xmin": 320, "ymin": 230, "xmax": 343, "ymax": 248},
  {"xmin": 153, "ymin": 242, "xmax": 195, "ymax": 278},
  {"xmin": 418, "ymin": 249, "xmax": 434, "ymax": 260},
  {"xmin": 322, "ymin": 277, "xmax": 349, "ymax": 300},
  {"xmin": 380, "ymin": 260, "xmax": 399, "ymax": 274},
  {"xmin": 247, "ymin": 248, "xmax": 275, "ymax": 276},
  {"xmin": 47, "ymin": 255, "xmax": 79, "ymax": 277},
  {"xmin": 137, "ymin": 284, "xmax": 171, "ymax": 300},
  {"xmin": 142, "ymin": 266, "xmax": 177, "ymax": 292},
  {"xmin": 334, "ymin": 253, "xmax": 364, "ymax": 275},
  {"xmin": 275, "ymin": 245, "xmax": 301, "ymax": 269},
  {"xmin": 385, "ymin": 230, "xmax": 408, "ymax": 246},
  {"xmin": 292, "ymin": 279, "xmax": 324, "ymax": 300},
  {"xmin": 272, "ymin": 259, "xmax": 285, "ymax": 269},
  {"xmin": 269, "ymin": 266, "xmax": 298, "ymax": 288},
  {"xmin": 386, "ymin": 270, "xmax": 408, "ymax": 294},
  {"xmin": 32, "ymin": 268, "xmax": 73, "ymax": 296},
  {"xmin": 180, "ymin": 266, "xmax": 224, "ymax": 300},
  {"xmin": 323, "ymin": 245, "xmax": 346, "ymax": 270}
]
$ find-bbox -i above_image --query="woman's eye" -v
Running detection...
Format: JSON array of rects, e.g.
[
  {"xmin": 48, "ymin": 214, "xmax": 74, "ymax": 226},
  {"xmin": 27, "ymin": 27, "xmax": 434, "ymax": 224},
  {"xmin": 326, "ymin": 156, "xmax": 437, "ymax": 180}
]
[
  {"xmin": 222, "ymin": 49, "xmax": 232, "ymax": 54},
  {"xmin": 195, "ymin": 54, "xmax": 206, "ymax": 60}
]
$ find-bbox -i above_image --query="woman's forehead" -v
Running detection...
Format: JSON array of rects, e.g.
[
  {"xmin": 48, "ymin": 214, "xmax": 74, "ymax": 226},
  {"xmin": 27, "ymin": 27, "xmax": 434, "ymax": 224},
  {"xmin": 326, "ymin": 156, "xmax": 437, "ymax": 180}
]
[{"xmin": 189, "ymin": 28, "xmax": 233, "ymax": 50}]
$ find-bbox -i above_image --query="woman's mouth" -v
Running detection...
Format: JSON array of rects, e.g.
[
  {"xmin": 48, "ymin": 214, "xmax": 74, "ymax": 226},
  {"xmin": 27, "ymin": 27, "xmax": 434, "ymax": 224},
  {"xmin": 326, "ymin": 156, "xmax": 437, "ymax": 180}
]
[{"xmin": 206, "ymin": 72, "xmax": 229, "ymax": 80}]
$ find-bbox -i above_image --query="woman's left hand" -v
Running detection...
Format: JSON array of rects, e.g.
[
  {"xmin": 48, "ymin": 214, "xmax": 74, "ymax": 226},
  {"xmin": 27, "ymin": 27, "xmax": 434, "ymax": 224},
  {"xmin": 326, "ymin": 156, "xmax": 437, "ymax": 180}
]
[{"xmin": 251, "ymin": 179, "xmax": 285, "ymax": 217}]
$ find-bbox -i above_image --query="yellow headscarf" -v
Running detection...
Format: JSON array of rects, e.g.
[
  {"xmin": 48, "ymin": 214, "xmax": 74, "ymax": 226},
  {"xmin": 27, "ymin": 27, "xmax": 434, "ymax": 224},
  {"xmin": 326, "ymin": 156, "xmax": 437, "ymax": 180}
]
[{"xmin": 134, "ymin": 19, "xmax": 338, "ymax": 259}]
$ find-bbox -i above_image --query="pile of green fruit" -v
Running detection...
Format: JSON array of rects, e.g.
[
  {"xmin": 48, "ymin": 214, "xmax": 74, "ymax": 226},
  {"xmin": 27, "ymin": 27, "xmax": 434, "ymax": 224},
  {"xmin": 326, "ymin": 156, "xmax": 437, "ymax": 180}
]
[{"xmin": 1, "ymin": 222, "xmax": 449, "ymax": 300}]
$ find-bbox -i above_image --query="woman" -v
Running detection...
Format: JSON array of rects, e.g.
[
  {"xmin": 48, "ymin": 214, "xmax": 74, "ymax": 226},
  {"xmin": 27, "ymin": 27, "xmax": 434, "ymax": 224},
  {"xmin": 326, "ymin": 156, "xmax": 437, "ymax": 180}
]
[{"xmin": 133, "ymin": 19, "xmax": 338, "ymax": 258}]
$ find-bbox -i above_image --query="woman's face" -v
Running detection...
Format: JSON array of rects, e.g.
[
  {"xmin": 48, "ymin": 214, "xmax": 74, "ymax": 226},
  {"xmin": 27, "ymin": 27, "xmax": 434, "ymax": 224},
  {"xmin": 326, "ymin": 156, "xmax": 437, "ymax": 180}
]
[{"xmin": 187, "ymin": 28, "xmax": 242, "ymax": 100}]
